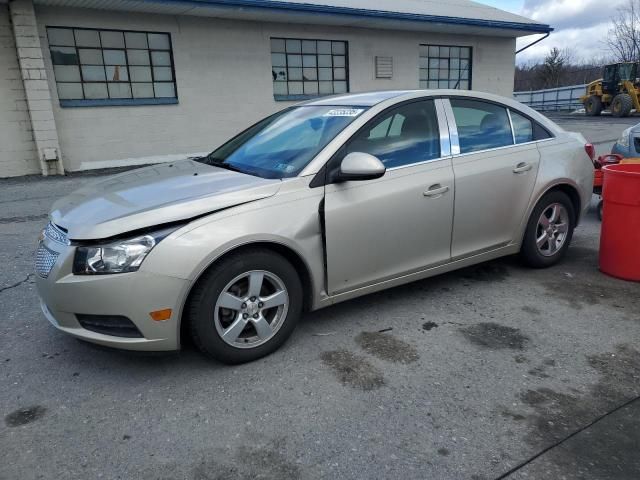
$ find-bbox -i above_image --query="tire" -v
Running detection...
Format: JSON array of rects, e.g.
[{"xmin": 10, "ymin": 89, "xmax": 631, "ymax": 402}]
[
  {"xmin": 612, "ymin": 94, "xmax": 633, "ymax": 118},
  {"xmin": 597, "ymin": 200, "xmax": 604, "ymax": 221},
  {"xmin": 520, "ymin": 191, "xmax": 576, "ymax": 268},
  {"xmin": 188, "ymin": 249, "xmax": 303, "ymax": 364},
  {"xmin": 584, "ymin": 95, "xmax": 603, "ymax": 116}
]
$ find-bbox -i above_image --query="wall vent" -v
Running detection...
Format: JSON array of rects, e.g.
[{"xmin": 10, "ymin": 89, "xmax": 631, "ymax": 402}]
[{"xmin": 375, "ymin": 56, "xmax": 393, "ymax": 79}]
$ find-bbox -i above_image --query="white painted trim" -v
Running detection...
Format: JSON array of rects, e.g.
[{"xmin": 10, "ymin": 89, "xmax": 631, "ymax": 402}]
[{"xmin": 72, "ymin": 152, "xmax": 209, "ymax": 172}]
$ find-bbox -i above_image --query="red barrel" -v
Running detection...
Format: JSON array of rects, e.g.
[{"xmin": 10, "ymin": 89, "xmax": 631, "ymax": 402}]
[{"xmin": 599, "ymin": 163, "xmax": 640, "ymax": 281}]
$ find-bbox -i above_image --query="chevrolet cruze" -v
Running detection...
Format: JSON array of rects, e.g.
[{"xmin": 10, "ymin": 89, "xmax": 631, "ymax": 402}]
[{"xmin": 35, "ymin": 90, "xmax": 594, "ymax": 364}]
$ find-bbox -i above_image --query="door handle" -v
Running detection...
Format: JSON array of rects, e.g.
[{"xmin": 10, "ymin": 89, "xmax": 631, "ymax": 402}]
[
  {"xmin": 423, "ymin": 185, "xmax": 450, "ymax": 197},
  {"xmin": 513, "ymin": 162, "xmax": 533, "ymax": 174}
]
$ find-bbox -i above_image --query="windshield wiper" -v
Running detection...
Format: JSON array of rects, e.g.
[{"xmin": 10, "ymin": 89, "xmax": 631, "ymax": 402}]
[
  {"xmin": 203, "ymin": 154, "xmax": 261, "ymax": 177},
  {"xmin": 199, "ymin": 154, "xmax": 238, "ymax": 169},
  {"xmin": 210, "ymin": 161, "xmax": 247, "ymax": 174}
]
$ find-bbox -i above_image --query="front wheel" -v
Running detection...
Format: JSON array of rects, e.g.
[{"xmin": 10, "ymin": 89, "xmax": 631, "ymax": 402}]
[
  {"xmin": 187, "ymin": 249, "xmax": 303, "ymax": 364},
  {"xmin": 520, "ymin": 191, "xmax": 575, "ymax": 268}
]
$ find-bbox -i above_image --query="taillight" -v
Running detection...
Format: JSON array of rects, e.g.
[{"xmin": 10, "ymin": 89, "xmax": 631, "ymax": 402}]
[{"xmin": 585, "ymin": 143, "xmax": 596, "ymax": 162}]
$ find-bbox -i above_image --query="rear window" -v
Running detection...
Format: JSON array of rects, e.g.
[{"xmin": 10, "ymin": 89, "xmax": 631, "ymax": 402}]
[{"xmin": 450, "ymin": 99, "xmax": 514, "ymax": 154}]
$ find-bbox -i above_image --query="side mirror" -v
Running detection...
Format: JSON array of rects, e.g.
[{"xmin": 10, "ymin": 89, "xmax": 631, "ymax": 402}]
[{"xmin": 334, "ymin": 152, "xmax": 386, "ymax": 182}]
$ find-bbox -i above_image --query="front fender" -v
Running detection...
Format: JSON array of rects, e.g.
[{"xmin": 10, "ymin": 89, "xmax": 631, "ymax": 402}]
[{"xmin": 139, "ymin": 179, "xmax": 326, "ymax": 309}]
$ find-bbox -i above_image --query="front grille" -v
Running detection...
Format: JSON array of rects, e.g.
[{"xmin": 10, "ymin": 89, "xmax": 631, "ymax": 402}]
[
  {"xmin": 76, "ymin": 314, "xmax": 143, "ymax": 338},
  {"xmin": 35, "ymin": 244, "xmax": 59, "ymax": 278},
  {"xmin": 44, "ymin": 222, "xmax": 69, "ymax": 245}
]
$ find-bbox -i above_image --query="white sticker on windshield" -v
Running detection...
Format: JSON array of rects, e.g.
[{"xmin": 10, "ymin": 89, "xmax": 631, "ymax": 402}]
[
  {"xmin": 275, "ymin": 164, "xmax": 297, "ymax": 173},
  {"xmin": 323, "ymin": 108, "xmax": 364, "ymax": 117}
]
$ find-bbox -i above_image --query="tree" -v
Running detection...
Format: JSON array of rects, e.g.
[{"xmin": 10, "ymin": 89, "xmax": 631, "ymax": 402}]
[
  {"xmin": 514, "ymin": 50, "xmax": 607, "ymax": 92},
  {"xmin": 607, "ymin": 0, "xmax": 640, "ymax": 62},
  {"xmin": 538, "ymin": 47, "xmax": 571, "ymax": 88}
]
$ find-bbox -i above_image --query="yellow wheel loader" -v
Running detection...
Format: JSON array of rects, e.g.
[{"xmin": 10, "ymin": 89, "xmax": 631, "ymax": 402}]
[{"xmin": 581, "ymin": 62, "xmax": 640, "ymax": 117}]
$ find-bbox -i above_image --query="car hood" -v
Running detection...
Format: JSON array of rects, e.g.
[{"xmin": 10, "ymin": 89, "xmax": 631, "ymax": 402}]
[{"xmin": 51, "ymin": 159, "xmax": 281, "ymax": 240}]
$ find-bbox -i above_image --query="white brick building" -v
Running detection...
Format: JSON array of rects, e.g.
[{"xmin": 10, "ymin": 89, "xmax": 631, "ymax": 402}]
[{"xmin": 0, "ymin": 0, "xmax": 550, "ymax": 177}]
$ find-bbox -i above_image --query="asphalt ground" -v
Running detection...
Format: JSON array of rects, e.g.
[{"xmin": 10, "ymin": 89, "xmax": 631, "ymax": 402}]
[
  {"xmin": 1, "ymin": 113, "xmax": 640, "ymax": 480},
  {"xmin": 543, "ymin": 111, "xmax": 638, "ymax": 157}
]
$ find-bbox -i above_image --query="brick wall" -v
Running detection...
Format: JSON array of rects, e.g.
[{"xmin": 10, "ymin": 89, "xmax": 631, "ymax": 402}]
[
  {"xmin": 10, "ymin": 0, "xmax": 63, "ymax": 176},
  {"xmin": 0, "ymin": 5, "xmax": 39, "ymax": 178}
]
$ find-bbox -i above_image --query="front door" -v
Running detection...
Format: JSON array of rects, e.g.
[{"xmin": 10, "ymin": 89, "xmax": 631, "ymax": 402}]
[
  {"xmin": 324, "ymin": 99, "xmax": 454, "ymax": 295},
  {"xmin": 602, "ymin": 64, "xmax": 618, "ymax": 94},
  {"xmin": 446, "ymin": 98, "xmax": 540, "ymax": 258}
]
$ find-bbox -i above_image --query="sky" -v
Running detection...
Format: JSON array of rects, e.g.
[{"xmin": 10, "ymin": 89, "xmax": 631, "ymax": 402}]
[{"xmin": 477, "ymin": 0, "xmax": 628, "ymax": 64}]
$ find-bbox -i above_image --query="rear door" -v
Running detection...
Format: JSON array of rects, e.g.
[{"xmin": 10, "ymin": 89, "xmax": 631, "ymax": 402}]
[
  {"xmin": 324, "ymin": 99, "xmax": 455, "ymax": 294},
  {"xmin": 445, "ymin": 98, "xmax": 541, "ymax": 258}
]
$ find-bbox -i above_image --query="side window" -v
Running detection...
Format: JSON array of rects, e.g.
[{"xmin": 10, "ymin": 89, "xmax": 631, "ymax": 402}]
[
  {"xmin": 368, "ymin": 116, "xmax": 392, "ymax": 139},
  {"xmin": 510, "ymin": 110, "xmax": 533, "ymax": 144},
  {"xmin": 345, "ymin": 100, "xmax": 440, "ymax": 169},
  {"xmin": 450, "ymin": 99, "xmax": 514, "ymax": 154},
  {"xmin": 533, "ymin": 122, "xmax": 552, "ymax": 140},
  {"xmin": 367, "ymin": 114, "xmax": 404, "ymax": 139}
]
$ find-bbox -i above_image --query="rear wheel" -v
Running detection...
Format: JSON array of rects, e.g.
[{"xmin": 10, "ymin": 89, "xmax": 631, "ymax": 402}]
[
  {"xmin": 612, "ymin": 94, "xmax": 633, "ymax": 117},
  {"xmin": 188, "ymin": 249, "xmax": 303, "ymax": 364},
  {"xmin": 584, "ymin": 95, "xmax": 603, "ymax": 116},
  {"xmin": 520, "ymin": 191, "xmax": 575, "ymax": 268}
]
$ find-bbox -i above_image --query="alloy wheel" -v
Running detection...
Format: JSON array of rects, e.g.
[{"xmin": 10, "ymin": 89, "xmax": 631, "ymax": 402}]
[
  {"xmin": 535, "ymin": 203, "xmax": 569, "ymax": 257},
  {"xmin": 214, "ymin": 270, "xmax": 289, "ymax": 348}
]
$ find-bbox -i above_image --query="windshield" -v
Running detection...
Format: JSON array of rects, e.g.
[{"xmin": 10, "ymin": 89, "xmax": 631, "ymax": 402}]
[
  {"xmin": 199, "ymin": 105, "xmax": 367, "ymax": 179},
  {"xmin": 619, "ymin": 63, "xmax": 635, "ymax": 81}
]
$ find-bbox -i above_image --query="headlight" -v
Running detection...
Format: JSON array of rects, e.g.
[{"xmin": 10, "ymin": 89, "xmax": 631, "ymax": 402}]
[
  {"xmin": 73, "ymin": 227, "xmax": 176, "ymax": 275},
  {"xmin": 617, "ymin": 128, "xmax": 631, "ymax": 148}
]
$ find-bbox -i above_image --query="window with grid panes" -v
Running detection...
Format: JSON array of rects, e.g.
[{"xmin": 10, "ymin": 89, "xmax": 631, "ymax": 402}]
[
  {"xmin": 47, "ymin": 27, "xmax": 177, "ymax": 105},
  {"xmin": 271, "ymin": 38, "xmax": 348, "ymax": 99},
  {"xmin": 419, "ymin": 45, "xmax": 472, "ymax": 90}
]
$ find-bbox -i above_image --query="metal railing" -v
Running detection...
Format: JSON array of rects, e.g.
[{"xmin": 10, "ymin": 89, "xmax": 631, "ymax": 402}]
[{"xmin": 513, "ymin": 84, "xmax": 586, "ymax": 112}]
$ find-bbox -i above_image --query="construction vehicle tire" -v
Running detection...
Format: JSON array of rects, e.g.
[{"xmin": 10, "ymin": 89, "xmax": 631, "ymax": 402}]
[
  {"xmin": 612, "ymin": 94, "xmax": 633, "ymax": 117},
  {"xmin": 585, "ymin": 95, "xmax": 603, "ymax": 116}
]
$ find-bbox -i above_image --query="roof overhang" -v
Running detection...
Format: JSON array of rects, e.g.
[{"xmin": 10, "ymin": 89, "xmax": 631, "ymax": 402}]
[{"xmin": 30, "ymin": 0, "xmax": 553, "ymax": 37}]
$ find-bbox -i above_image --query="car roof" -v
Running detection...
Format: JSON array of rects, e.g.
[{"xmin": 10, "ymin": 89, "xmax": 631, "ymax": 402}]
[
  {"xmin": 301, "ymin": 89, "xmax": 526, "ymax": 107},
  {"xmin": 302, "ymin": 90, "xmax": 416, "ymax": 107},
  {"xmin": 302, "ymin": 89, "xmax": 563, "ymax": 134}
]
